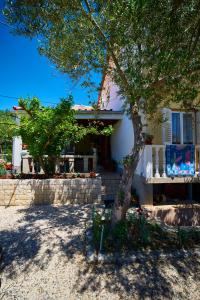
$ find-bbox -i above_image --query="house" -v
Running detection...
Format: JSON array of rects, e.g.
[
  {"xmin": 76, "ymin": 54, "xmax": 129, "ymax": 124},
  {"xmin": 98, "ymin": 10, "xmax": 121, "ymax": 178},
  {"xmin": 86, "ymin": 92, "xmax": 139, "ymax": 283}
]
[
  {"xmin": 12, "ymin": 76, "xmax": 200, "ymax": 208},
  {"xmin": 11, "ymin": 103, "xmax": 124, "ymax": 175},
  {"xmin": 98, "ymin": 74, "xmax": 200, "ymax": 207}
]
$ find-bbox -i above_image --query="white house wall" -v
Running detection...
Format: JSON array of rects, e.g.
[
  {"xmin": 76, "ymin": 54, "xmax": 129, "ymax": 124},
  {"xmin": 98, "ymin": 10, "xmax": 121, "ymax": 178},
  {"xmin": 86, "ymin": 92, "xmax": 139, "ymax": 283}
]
[
  {"xmin": 111, "ymin": 115, "xmax": 134, "ymax": 170},
  {"xmin": 100, "ymin": 76, "xmax": 123, "ymax": 111},
  {"xmin": 100, "ymin": 77, "xmax": 135, "ymax": 169}
]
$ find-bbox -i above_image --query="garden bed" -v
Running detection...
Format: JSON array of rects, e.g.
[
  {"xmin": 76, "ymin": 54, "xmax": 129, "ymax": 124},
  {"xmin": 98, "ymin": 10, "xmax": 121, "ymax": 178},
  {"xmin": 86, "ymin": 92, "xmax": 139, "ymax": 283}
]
[
  {"xmin": 87, "ymin": 207, "xmax": 200, "ymax": 261},
  {"xmin": 0, "ymin": 172, "xmax": 98, "ymax": 179}
]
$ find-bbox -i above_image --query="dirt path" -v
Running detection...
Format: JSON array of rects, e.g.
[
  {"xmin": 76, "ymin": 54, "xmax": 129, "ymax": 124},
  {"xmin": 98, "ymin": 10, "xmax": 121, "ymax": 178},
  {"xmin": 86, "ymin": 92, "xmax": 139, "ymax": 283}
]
[{"xmin": 0, "ymin": 205, "xmax": 199, "ymax": 300}]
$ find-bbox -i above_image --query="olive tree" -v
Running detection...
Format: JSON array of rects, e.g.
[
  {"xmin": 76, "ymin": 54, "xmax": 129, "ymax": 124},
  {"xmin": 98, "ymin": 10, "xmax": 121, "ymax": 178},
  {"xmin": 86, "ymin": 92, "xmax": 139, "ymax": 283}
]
[{"xmin": 5, "ymin": 0, "xmax": 200, "ymax": 222}]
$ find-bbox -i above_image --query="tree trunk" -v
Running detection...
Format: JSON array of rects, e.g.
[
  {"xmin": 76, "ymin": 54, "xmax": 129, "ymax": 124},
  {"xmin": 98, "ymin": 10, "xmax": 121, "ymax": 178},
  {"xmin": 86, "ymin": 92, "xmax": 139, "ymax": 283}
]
[
  {"xmin": 112, "ymin": 106, "xmax": 144, "ymax": 225},
  {"xmin": 39, "ymin": 156, "xmax": 56, "ymax": 175}
]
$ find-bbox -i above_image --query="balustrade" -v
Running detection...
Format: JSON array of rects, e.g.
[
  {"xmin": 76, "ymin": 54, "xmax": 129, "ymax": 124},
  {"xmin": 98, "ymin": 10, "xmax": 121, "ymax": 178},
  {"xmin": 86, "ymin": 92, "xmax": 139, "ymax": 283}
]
[
  {"xmin": 21, "ymin": 154, "xmax": 97, "ymax": 174},
  {"xmin": 140, "ymin": 144, "xmax": 200, "ymax": 180}
]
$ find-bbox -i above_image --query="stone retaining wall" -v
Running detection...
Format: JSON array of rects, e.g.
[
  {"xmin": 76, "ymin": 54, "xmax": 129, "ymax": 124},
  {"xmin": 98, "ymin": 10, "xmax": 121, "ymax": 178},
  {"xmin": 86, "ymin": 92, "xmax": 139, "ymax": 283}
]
[{"xmin": 0, "ymin": 178, "xmax": 102, "ymax": 206}]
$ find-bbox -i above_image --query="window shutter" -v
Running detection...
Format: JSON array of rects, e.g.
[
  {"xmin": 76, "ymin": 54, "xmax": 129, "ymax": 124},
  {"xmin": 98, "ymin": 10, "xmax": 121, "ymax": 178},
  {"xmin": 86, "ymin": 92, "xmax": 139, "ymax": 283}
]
[
  {"xmin": 162, "ymin": 108, "xmax": 172, "ymax": 144},
  {"xmin": 196, "ymin": 111, "xmax": 200, "ymax": 144}
]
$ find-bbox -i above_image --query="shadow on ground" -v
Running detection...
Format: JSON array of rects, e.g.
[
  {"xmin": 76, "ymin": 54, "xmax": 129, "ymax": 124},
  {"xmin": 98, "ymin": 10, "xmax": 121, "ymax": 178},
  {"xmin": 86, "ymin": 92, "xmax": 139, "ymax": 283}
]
[
  {"xmin": 0, "ymin": 205, "xmax": 91, "ymax": 278},
  {"xmin": 0, "ymin": 205, "xmax": 200, "ymax": 299},
  {"xmin": 74, "ymin": 253, "xmax": 200, "ymax": 299}
]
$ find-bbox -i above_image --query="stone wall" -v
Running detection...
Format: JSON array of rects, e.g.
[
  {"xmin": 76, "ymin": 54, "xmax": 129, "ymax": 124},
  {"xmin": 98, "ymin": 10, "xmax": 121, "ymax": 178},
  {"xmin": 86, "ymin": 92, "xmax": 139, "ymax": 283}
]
[{"xmin": 0, "ymin": 178, "xmax": 102, "ymax": 206}]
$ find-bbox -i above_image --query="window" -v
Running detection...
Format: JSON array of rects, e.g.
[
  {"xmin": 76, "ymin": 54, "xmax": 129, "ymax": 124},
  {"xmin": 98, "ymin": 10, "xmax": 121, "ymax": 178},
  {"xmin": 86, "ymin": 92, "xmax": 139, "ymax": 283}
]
[
  {"xmin": 172, "ymin": 112, "xmax": 194, "ymax": 144},
  {"xmin": 183, "ymin": 113, "xmax": 193, "ymax": 144},
  {"xmin": 172, "ymin": 113, "xmax": 181, "ymax": 144}
]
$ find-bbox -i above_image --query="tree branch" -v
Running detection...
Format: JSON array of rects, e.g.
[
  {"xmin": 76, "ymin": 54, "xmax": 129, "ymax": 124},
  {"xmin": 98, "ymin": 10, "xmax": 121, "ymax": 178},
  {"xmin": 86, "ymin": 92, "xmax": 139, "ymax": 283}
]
[{"xmin": 80, "ymin": 0, "xmax": 134, "ymax": 98}]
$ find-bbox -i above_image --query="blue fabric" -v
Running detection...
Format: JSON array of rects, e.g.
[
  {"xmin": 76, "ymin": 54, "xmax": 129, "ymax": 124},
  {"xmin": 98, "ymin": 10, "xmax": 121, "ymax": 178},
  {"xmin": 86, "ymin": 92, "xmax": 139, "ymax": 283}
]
[{"xmin": 166, "ymin": 145, "xmax": 195, "ymax": 176}]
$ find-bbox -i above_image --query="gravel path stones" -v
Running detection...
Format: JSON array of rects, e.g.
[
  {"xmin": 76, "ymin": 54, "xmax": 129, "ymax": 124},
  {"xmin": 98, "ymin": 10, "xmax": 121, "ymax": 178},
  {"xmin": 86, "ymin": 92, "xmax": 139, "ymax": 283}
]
[{"xmin": 0, "ymin": 205, "xmax": 200, "ymax": 300}]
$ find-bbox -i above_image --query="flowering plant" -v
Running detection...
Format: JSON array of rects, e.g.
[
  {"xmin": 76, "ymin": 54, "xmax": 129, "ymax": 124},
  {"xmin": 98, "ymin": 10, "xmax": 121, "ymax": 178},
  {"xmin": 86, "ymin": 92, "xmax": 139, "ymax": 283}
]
[
  {"xmin": 0, "ymin": 159, "xmax": 6, "ymax": 175},
  {"xmin": 0, "ymin": 159, "xmax": 5, "ymax": 169},
  {"xmin": 5, "ymin": 163, "xmax": 13, "ymax": 170}
]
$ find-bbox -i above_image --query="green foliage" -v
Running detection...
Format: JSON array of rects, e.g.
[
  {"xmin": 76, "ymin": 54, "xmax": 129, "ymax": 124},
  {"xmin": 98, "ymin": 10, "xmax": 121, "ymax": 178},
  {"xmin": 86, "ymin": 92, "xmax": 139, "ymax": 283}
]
[
  {"xmin": 91, "ymin": 209, "xmax": 200, "ymax": 252},
  {"xmin": 4, "ymin": 1, "xmax": 200, "ymax": 113},
  {"xmin": 118, "ymin": 189, "xmax": 125, "ymax": 206},
  {"xmin": 92, "ymin": 209, "xmax": 104, "ymax": 251},
  {"xmin": 0, "ymin": 110, "xmax": 16, "ymax": 161},
  {"xmin": 0, "ymin": 110, "xmax": 15, "ymax": 143},
  {"xmin": 16, "ymin": 96, "xmax": 111, "ymax": 174},
  {"xmin": 112, "ymin": 220, "xmax": 128, "ymax": 249},
  {"xmin": 135, "ymin": 215, "xmax": 151, "ymax": 246},
  {"xmin": 0, "ymin": 159, "xmax": 6, "ymax": 175},
  {"xmin": 176, "ymin": 227, "xmax": 200, "ymax": 248}
]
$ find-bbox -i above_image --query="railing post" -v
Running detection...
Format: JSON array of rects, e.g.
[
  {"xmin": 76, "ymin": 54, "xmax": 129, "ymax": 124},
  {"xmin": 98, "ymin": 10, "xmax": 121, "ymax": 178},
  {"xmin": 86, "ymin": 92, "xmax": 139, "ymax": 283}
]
[
  {"xmin": 55, "ymin": 159, "xmax": 60, "ymax": 173},
  {"xmin": 162, "ymin": 146, "xmax": 167, "ymax": 177},
  {"xmin": 69, "ymin": 157, "xmax": 74, "ymax": 173},
  {"xmin": 155, "ymin": 146, "xmax": 160, "ymax": 178},
  {"xmin": 145, "ymin": 145, "xmax": 153, "ymax": 179}
]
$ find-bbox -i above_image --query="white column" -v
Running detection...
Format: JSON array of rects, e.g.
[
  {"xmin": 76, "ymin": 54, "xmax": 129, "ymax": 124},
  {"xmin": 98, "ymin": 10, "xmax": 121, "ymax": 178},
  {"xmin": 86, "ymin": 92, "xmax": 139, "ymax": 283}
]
[
  {"xmin": 12, "ymin": 136, "xmax": 22, "ymax": 173},
  {"xmin": 155, "ymin": 146, "xmax": 160, "ymax": 178},
  {"xmin": 141, "ymin": 147, "xmax": 146, "ymax": 177},
  {"xmin": 145, "ymin": 145, "xmax": 153, "ymax": 179},
  {"xmin": 162, "ymin": 146, "xmax": 167, "ymax": 177},
  {"xmin": 69, "ymin": 158, "xmax": 74, "ymax": 173}
]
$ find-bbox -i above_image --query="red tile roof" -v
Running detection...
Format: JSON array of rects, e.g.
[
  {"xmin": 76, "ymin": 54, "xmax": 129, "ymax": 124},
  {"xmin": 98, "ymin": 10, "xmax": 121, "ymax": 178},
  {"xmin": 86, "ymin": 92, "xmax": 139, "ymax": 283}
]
[{"xmin": 13, "ymin": 104, "xmax": 93, "ymax": 111}]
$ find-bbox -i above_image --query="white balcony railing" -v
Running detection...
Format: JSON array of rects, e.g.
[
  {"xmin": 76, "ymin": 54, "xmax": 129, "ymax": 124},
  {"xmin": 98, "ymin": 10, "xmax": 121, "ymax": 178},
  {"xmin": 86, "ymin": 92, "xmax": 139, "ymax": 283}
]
[
  {"xmin": 21, "ymin": 153, "xmax": 97, "ymax": 174},
  {"xmin": 137, "ymin": 144, "xmax": 200, "ymax": 180}
]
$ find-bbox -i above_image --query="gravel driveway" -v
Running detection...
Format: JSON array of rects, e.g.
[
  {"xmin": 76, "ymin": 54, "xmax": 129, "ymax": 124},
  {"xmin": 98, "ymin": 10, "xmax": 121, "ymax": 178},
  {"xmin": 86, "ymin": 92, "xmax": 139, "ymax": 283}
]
[{"xmin": 0, "ymin": 205, "xmax": 200, "ymax": 300}]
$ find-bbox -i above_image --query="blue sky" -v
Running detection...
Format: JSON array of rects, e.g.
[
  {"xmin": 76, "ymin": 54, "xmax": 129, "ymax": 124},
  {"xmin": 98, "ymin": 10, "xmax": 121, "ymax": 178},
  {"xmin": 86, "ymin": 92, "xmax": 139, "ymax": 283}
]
[{"xmin": 0, "ymin": 1, "xmax": 101, "ymax": 110}]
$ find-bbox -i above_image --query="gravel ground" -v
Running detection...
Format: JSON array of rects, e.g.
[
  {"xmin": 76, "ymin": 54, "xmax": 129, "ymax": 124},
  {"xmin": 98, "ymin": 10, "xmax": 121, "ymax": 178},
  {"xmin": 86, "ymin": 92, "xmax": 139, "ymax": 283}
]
[{"xmin": 0, "ymin": 205, "xmax": 200, "ymax": 300}]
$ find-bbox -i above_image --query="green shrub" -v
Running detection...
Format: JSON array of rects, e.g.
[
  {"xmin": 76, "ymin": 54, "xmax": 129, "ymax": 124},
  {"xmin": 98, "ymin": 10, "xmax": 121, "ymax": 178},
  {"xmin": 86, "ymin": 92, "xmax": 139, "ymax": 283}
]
[
  {"xmin": 190, "ymin": 228, "xmax": 200, "ymax": 243},
  {"xmin": 177, "ymin": 228, "xmax": 190, "ymax": 248},
  {"xmin": 92, "ymin": 209, "xmax": 102, "ymax": 249},
  {"xmin": 112, "ymin": 220, "xmax": 128, "ymax": 249}
]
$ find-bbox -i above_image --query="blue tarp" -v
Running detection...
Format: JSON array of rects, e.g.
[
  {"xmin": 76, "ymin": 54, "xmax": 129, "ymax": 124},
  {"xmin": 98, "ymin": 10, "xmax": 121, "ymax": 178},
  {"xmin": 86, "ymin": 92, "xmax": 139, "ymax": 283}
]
[{"xmin": 166, "ymin": 145, "xmax": 195, "ymax": 176}]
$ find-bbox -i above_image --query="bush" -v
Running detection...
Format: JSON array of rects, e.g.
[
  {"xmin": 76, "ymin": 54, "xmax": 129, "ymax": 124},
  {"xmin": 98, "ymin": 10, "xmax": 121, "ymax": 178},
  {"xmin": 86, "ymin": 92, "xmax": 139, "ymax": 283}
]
[
  {"xmin": 0, "ymin": 159, "xmax": 6, "ymax": 176},
  {"xmin": 91, "ymin": 208, "xmax": 200, "ymax": 253},
  {"xmin": 177, "ymin": 227, "xmax": 200, "ymax": 248}
]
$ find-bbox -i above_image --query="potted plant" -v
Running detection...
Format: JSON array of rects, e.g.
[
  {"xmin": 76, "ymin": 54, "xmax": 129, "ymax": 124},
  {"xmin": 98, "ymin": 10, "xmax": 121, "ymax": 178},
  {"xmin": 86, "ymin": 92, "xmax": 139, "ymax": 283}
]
[
  {"xmin": 89, "ymin": 171, "xmax": 96, "ymax": 178},
  {"xmin": 143, "ymin": 133, "xmax": 154, "ymax": 145}
]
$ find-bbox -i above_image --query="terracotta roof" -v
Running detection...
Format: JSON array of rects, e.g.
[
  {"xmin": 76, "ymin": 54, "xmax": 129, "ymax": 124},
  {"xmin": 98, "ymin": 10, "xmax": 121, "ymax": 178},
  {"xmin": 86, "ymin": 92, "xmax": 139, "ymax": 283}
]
[
  {"xmin": 13, "ymin": 106, "xmax": 23, "ymax": 111},
  {"xmin": 12, "ymin": 105, "xmax": 115, "ymax": 113},
  {"xmin": 13, "ymin": 104, "xmax": 93, "ymax": 111},
  {"xmin": 72, "ymin": 105, "xmax": 93, "ymax": 111}
]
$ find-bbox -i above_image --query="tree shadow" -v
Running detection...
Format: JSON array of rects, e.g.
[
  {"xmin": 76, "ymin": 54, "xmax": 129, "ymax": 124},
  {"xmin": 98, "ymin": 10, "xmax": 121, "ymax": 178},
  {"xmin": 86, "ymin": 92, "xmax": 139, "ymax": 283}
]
[
  {"xmin": 75, "ymin": 252, "xmax": 200, "ymax": 299},
  {"xmin": 0, "ymin": 204, "xmax": 199, "ymax": 299},
  {"xmin": 0, "ymin": 204, "xmax": 92, "ymax": 279}
]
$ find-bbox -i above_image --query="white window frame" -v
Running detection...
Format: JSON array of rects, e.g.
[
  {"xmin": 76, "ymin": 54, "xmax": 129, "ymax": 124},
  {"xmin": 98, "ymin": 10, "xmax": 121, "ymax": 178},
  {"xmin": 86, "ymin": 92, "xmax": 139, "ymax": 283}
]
[{"xmin": 171, "ymin": 111, "xmax": 195, "ymax": 144}]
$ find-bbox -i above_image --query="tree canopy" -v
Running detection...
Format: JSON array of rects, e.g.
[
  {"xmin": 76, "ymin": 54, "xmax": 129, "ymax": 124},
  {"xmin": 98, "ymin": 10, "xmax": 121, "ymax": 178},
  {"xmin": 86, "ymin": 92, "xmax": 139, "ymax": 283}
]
[
  {"xmin": 5, "ymin": 0, "xmax": 200, "ymax": 221},
  {"xmin": 4, "ymin": 0, "xmax": 200, "ymax": 113},
  {"xmin": 0, "ymin": 110, "xmax": 15, "ymax": 160},
  {"xmin": 16, "ymin": 96, "xmax": 112, "ymax": 174}
]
